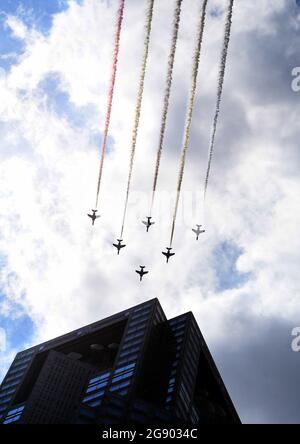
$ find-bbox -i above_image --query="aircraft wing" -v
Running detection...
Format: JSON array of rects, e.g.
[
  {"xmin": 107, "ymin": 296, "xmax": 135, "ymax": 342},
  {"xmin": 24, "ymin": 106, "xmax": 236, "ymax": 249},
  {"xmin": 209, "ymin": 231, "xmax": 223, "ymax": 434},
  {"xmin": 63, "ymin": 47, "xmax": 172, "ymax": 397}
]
[
  {"xmin": 162, "ymin": 252, "xmax": 167, "ymax": 256},
  {"xmin": 135, "ymin": 270, "xmax": 141, "ymax": 275},
  {"xmin": 142, "ymin": 221, "xmax": 147, "ymax": 226},
  {"xmin": 144, "ymin": 271, "xmax": 149, "ymax": 275},
  {"xmin": 88, "ymin": 214, "xmax": 93, "ymax": 219},
  {"xmin": 120, "ymin": 244, "xmax": 126, "ymax": 249},
  {"xmin": 113, "ymin": 244, "xmax": 118, "ymax": 248},
  {"xmin": 192, "ymin": 229, "xmax": 197, "ymax": 234}
]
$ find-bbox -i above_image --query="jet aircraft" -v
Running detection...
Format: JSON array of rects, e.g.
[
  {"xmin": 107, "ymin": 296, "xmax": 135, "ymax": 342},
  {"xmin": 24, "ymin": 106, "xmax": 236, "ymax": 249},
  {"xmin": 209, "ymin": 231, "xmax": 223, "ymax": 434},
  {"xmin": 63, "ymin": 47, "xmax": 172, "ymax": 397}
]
[
  {"xmin": 135, "ymin": 266, "xmax": 149, "ymax": 282},
  {"xmin": 142, "ymin": 216, "xmax": 155, "ymax": 232},
  {"xmin": 113, "ymin": 239, "xmax": 126, "ymax": 254},
  {"xmin": 162, "ymin": 247, "xmax": 175, "ymax": 263},
  {"xmin": 87, "ymin": 209, "xmax": 100, "ymax": 226},
  {"xmin": 192, "ymin": 224, "xmax": 205, "ymax": 240}
]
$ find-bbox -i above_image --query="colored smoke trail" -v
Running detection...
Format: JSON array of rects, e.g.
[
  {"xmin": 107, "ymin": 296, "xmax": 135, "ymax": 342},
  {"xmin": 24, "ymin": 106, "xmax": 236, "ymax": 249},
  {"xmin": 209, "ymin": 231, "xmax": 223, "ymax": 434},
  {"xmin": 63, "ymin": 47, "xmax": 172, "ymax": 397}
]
[
  {"xmin": 150, "ymin": 0, "xmax": 183, "ymax": 215},
  {"xmin": 95, "ymin": 0, "xmax": 125, "ymax": 209},
  {"xmin": 203, "ymin": 0, "xmax": 234, "ymax": 200},
  {"xmin": 120, "ymin": 0, "xmax": 155, "ymax": 238},
  {"xmin": 169, "ymin": 0, "xmax": 208, "ymax": 247}
]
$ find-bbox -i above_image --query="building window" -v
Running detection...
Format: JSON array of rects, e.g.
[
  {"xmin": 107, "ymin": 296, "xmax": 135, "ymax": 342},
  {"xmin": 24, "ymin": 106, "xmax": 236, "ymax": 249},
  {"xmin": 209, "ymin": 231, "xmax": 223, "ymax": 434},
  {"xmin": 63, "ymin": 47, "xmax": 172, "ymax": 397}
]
[
  {"xmin": 9, "ymin": 364, "xmax": 28, "ymax": 374},
  {"xmin": 88, "ymin": 400, "xmax": 102, "ymax": 408},
  {"xmin": 83, "ymin": 390, "xmax": 105, "ymax": 403},
  {"xmin": 110, "ymin": 380, "xmax": 131, "ymax": 393},
  {"xmin": 115, "ymin": 362, "xmax": 135, "ymax": 374},
  {"xmin": 86, "ymin": 381, "xmax": 108, "ymax": 393},
  {"xmin": 15, "ymin": 354, "xmax": 31, "ymax": 363},
  {"xmin": 126, "ymin": 324, "xmax": 146, "ymax": 335},
  {"xmin": 14, "ymin": 355, "xmax": 32, "ymax": 365},
  {"xmin": 169, "ymin": 317, "xmax": 186, "ymax": 326},
  {"xmin": 0, "ymin": 388, "xmax": 16, "ymax": 399},
  {"xmin": 112, "ymin": 370, "xmax": 134, "ymax": 384},
  {"xmin": 124, "ymin": 331, "xmax": 145, "ymax": 343},
  {"xmin": 119, "ymin": 346, "xmax": 140, "ymax": 358},
  {"xmin": 121, "ymin": 337, "xmax": 143, "ymax": 350},
  {"xmin": 0, "ymin": 397, "xmax": 11, "ymax": 406},
  {"xmin": 131, "ymin": 310, "xmax": 151, "ymax": 321},
  {"xmin": 2, "ymin": 379, "xmax": 21, "ymax": 390},
  {"xmin": 118, "ymin": 389, "xmax": 128, "ymax": 396},
  {"xmin": 117, "ymin": 355, "xmax": 138, "ymax": 366},
  {"xmin": 4, "ymin": 372, "xmax": 25, "ymax": 383},
  {"xmin": 132, "ymin": 303, "xmax": 152, "ymax": 314},
  {"xmin": 172, "ymin": 323, "xmax": 186, "ymax": 331},
  {"xmin": 89, "ymin": 371, "xmax": 111, "ymax": 385},
  {"xmin": 127, "ymin": 317, "xmax": 147, "ymax": 328},
  {"xmin": 3, "ymin": 415, "xmax": 22, "ymax": 424},
  {"xmin": 3, "ymin": 405, "xmax": 25, "ymax": 425}
]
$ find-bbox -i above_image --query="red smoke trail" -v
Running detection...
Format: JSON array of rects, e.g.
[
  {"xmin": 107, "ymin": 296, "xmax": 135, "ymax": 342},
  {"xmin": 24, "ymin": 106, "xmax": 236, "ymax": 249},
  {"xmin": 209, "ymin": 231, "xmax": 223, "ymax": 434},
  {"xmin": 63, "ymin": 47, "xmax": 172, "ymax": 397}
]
[
  {"xmin": 203, "ymin": 0, "xmax": 234, "ymax": 200},
  {"xmin": 120, "ymin": 0, "xmax": 155, "ymax": 238},
  {"xmin": 150, "ymin": 0, "xmax": 183, "ymax": 216},
  {"xmin": 95, "ymin": 0, "xmax": 125, "ymax": 209},
  {"xmin": 169, "ymin": 0, "xmax": 208, "ymax": 247}
]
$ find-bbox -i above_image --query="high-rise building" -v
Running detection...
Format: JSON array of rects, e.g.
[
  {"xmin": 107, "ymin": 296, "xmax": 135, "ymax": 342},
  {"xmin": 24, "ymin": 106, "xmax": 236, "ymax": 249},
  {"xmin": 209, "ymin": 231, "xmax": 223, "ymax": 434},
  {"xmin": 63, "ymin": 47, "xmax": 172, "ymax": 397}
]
[{"xmin": 0, "ymin": 299, "xmax": 240, "ymax": 424}]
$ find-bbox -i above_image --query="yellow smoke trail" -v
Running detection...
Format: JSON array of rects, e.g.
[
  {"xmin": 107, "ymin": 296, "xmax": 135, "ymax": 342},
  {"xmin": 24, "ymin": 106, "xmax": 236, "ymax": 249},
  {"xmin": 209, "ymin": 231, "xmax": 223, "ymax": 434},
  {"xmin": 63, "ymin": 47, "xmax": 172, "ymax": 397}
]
[
  {"xmin": 204, "ymin": 0, "xmax": 234, "ymax": 200},
  {"xmin": 120, "ymin": 0, "xmax": 155, "ymax": 238},
  {"xmin": 169, "ymin": 0, "xmax": 208, "ymax": 247},
  {"xmin": 150, "ymin": 0, "xmax": 183, "ymax": 215}
]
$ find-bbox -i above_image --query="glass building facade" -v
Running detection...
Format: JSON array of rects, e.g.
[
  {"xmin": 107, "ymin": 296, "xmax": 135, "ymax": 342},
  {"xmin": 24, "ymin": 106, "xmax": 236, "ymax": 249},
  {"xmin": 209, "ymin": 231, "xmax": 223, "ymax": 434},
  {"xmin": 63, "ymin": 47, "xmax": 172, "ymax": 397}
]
[{"xmin": 0, "ymin": 298, "xmax": 240, "ymax": 424}]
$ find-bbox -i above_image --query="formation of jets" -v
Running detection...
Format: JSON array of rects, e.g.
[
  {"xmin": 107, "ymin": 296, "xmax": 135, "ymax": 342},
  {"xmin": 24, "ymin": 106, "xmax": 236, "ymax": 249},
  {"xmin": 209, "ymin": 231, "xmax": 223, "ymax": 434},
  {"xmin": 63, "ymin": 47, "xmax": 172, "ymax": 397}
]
[{"xmin": 88, "ymin": 212, "xmax": 205, "ymax": 281}]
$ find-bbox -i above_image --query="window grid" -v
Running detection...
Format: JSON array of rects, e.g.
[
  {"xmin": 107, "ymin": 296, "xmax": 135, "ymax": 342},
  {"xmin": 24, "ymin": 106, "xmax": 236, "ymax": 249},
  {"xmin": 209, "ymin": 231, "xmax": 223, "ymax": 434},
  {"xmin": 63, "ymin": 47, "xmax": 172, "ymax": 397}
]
[
  {"xmin": 117, "ymin": 355, "xmax": 138, "ymax": 366},
  {"xmin": 0, "ymin": 388, "xmax": 16, "ymax": 399},
  {"xmin": 110, "ymin": 379, "xmax": 131, "ymax": 393},
  {"xmin": 131, "ymin": 309, "xmax": 151, "ymax": 320},
  {"xmin": 126, "ymin": 324, "xmax": 146, "ymax": 335},
  {"xmin": 121, "ymin": 337, "xmax": 143, "ymax": 350},
  {"xmin": 8, "ymin": 364, "xmax": 28, "ymax": 375},
  {"xmin": 83, "ymin": 390, "xmax": 105, "ymax": 403},
  {"xmin": 111, "ymin": 370, "xmax": 134, "ymax": 384},
  {"xmin": 123, "ymin": 330, "xmax": 144, "ymax": 343},
  {"xmin": 132, "ymin": 303, "xmax": 152, "ymax": 314},
  {"xmin": 119, "ymin": 346, "xmax": 140, "ymax": 359}
]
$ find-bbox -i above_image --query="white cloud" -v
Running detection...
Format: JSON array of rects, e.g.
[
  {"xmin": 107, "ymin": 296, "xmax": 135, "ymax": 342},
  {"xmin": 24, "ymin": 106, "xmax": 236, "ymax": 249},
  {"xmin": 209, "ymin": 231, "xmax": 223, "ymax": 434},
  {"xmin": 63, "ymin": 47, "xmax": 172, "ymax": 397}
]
[{"xmin": 5, "ymin": 15, "xmax": 28, "ymax": 40}]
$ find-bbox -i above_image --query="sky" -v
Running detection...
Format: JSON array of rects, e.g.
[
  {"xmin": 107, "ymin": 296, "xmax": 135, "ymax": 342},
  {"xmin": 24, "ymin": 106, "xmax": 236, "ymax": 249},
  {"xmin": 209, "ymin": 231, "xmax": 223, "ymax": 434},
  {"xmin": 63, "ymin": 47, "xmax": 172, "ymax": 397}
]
[{"xmin": 0, "ymin": 0, "xmax": 300, "ymax": 424}]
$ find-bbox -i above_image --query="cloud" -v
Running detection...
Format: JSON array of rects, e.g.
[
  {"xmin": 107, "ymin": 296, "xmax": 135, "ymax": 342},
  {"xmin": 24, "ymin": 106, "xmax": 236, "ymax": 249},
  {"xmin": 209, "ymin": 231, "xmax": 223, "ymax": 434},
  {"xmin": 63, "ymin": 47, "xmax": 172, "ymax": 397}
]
[
  {"xmin": 0, "ymin": 0, "xmax": 299, "ymax": 423},
  {"xmin": 5, "ymin": 16, "xmax": 28, "ymax": 40}
]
